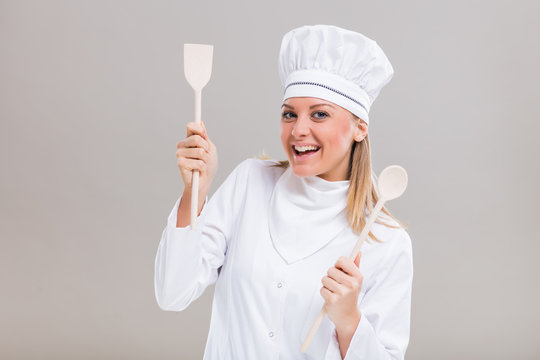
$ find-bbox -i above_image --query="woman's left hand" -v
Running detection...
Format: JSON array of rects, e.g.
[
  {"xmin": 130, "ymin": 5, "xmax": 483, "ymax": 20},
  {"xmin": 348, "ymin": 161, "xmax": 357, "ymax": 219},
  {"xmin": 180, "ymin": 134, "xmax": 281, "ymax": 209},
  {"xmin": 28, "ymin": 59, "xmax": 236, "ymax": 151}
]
[{"xmin": 320, "ymin": 252, "xmax": 364, "ymax": 329}]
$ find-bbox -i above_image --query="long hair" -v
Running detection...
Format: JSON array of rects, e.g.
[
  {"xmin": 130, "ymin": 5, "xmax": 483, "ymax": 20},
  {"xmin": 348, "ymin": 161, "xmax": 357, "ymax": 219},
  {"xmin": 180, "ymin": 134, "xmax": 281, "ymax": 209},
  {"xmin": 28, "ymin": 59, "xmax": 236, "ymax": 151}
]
[{"xmin": 258, "ymin": 115, "xmax": 407, "ymax": 243}]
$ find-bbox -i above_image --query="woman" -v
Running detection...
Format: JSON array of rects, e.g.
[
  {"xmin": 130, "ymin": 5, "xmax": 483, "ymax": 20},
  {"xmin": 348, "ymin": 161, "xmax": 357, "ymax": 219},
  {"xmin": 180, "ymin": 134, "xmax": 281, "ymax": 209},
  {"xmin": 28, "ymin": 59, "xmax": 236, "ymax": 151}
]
[{"xmin": 155, "ymin": 25, "xmax": 413, "ymax": 360}]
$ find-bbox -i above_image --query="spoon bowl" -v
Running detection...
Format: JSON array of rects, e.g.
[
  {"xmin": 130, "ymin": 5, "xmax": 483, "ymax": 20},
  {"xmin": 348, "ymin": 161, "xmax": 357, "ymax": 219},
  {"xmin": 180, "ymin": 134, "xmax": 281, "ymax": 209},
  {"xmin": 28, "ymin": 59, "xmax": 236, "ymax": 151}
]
[{"xmin": 378, "ymin": 165, "xmax": 408, "ymax": 201}]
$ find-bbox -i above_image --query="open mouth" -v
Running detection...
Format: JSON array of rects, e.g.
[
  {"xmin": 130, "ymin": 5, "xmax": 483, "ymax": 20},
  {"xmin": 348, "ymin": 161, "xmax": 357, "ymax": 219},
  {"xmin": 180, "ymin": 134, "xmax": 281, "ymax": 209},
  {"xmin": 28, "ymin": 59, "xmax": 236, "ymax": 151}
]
[{"xmin": 292, "ymin": 145, "xmax": 321, "ymax": 157}]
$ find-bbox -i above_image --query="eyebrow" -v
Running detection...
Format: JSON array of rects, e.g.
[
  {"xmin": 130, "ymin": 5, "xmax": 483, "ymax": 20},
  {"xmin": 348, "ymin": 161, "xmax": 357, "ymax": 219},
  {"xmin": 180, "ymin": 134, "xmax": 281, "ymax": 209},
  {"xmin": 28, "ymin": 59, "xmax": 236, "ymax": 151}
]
[{"xmin": 281, "ymin": 103, "xmax": 335, "ymax": 109}]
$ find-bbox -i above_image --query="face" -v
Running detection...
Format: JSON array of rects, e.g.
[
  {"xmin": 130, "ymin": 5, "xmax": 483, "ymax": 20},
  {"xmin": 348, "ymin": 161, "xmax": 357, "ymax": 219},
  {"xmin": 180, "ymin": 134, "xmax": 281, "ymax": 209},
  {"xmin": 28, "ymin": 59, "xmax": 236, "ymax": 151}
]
[{"xmin": 280, "ymin": 97, "xmax": 368, "ymax": 181}]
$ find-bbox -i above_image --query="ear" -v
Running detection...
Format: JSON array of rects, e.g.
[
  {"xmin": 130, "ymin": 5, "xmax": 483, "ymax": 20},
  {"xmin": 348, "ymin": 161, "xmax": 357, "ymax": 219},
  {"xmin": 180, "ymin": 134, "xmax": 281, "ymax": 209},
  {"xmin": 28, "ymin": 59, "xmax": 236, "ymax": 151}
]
[{"xmin": 353, "ymin": 118, "xmax": 368, "ymax": 142}]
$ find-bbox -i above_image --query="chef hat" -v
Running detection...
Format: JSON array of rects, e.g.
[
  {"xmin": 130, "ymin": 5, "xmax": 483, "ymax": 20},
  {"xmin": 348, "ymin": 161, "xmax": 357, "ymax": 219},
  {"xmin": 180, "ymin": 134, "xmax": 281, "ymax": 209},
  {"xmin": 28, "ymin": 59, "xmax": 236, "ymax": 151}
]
[{"xmin": 278, "ymin": 24, "xmax": 394, "ymax": 124}]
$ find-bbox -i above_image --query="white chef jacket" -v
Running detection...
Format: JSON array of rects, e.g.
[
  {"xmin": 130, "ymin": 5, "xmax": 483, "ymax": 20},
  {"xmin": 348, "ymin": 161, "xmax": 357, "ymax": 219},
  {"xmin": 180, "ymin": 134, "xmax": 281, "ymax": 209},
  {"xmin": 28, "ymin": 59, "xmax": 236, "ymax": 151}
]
[{"xmin": 154, "ymin": 158, "xmax": 413, "ymax": 360}]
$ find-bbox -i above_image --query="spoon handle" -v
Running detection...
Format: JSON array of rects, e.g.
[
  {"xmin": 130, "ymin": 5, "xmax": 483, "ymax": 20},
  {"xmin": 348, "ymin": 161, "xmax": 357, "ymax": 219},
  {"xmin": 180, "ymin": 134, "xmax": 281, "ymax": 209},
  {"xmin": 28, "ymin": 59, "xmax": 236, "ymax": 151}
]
[
  {"xmin": 349, "ymin": 198, "xmax": 385, "ymax": 257},
  {"xmin": 300, "ymin": 197, "xmax": 386, "ymax": 353}
]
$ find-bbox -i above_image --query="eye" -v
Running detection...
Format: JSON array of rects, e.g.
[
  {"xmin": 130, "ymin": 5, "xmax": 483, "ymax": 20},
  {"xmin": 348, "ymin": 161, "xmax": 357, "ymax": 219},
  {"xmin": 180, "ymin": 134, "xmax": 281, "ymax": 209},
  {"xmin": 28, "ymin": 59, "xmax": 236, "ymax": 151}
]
[
  {"xmin": 281, "ymin": 111, "xmax": 296, "ymax": 121},
  {"xmin": 312, "ymin": 111, "xmax": 329, "ymax": 120}
]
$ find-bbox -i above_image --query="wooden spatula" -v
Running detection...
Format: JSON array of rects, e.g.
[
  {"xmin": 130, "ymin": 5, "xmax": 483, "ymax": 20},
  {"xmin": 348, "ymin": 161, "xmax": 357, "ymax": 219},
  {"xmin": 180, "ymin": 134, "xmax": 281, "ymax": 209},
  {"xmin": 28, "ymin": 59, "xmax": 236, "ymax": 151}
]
[{"xmin": 183, "ymin": 43, "xmax": 213, "ymax": 230}]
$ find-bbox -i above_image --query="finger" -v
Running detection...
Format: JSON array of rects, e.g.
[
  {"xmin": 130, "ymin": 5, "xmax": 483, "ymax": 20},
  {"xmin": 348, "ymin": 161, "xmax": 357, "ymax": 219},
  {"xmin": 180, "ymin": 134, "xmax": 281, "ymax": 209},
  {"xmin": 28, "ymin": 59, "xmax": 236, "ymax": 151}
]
[
  {"xmin": 320, "ymin": 287, "xmax": 335, "ymax": 303},
  {"xmin": 184, "ymin": 134, "xmax": 210, "ymax": 151},
  {"xmin": 327, "ymin": 266, "xmax": 355, "ymax": 288},
  {"xmin": 177, "ymin": 135, "xmax": 207, "ymax": 151},
  {"xmin": 335, "ymin": 256, "xmax": 362, "ymax": 277},
  {"xmin": 177, "ymin": 138, "xmax": 187, "ymax": 149},
  {"xmin": 179, "ymin": 158, "xmax": 206, "ymax": 172},
  {"xmin": 178, "ymin": 147, "xmax": 209, "ymax": 162},
  {"xmin": 186, "ymin": 121, "xmax": 207, "ymax": 139},
  {"xmin": 321, "ymin": 276, "xmax": 343, "ymax": 294},
  {"xmin": 178, "ymin": 135, "xmax": 202, "ymax": 150}
]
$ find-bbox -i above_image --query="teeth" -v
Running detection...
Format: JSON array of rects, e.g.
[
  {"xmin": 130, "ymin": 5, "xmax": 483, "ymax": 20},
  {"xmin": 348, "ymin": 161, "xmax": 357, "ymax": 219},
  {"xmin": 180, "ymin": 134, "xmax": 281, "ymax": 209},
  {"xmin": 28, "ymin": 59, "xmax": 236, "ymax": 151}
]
[{"xmin": 294, "ymin": 145, "xmax": 320, "ymax": 152}]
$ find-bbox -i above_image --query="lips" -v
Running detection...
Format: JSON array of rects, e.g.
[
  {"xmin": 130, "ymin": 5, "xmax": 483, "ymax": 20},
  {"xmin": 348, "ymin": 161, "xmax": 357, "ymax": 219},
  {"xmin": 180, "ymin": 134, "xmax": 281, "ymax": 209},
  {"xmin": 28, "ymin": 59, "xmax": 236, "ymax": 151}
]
[
  {"xmin": 292, "ymin": 144, "xmax": 321, "ymax": 155},
  {"xmin": 293, "ymin": 147, "xmax": 320, "ymax": 164},
  {"xmin": 293, "ymin": 148, "xmax": 320, "ymax": 156}
]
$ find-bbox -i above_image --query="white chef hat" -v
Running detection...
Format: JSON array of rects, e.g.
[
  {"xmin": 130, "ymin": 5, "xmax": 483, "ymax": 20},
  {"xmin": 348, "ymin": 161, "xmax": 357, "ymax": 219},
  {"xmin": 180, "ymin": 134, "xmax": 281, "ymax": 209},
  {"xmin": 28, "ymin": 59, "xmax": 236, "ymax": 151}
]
[{"xmin": 278, "ymin": 24, "xmax": 394, "ymax": 124}]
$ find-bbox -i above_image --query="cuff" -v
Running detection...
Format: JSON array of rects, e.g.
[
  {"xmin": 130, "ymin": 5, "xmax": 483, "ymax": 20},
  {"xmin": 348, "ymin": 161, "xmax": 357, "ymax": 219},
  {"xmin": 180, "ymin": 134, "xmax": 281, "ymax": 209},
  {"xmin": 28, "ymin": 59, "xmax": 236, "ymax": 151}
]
[
  {"xmin": 342, "ymin": 311, "xmax": 389, "ymax": 360},
  {"xmin": 324, "ymin": 311, "xmax": 375, "ymax": 360},
  {"xmin": 325, "ymin": 326, "xmax": 341, "ymax": 359},
  {"xmin": 166, "ymin": 194, "xmax": 209, "ymax": 229}
]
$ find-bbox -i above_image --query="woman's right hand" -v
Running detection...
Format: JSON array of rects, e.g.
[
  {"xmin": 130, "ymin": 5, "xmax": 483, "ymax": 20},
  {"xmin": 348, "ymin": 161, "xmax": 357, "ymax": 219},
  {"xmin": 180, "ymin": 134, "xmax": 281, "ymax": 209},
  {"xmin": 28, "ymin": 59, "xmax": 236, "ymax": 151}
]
[{"xmin": 176, "ymin": 120, "xmax": 218, "ymax": 196}]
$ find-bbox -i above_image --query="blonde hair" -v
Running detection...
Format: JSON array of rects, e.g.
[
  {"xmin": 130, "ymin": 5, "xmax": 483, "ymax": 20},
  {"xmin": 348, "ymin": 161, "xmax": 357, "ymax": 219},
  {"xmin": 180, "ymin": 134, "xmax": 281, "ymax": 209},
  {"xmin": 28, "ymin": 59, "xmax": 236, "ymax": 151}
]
[{"xmin": 257, "ymin": 114, "xmax": 407, "ymax": 243}]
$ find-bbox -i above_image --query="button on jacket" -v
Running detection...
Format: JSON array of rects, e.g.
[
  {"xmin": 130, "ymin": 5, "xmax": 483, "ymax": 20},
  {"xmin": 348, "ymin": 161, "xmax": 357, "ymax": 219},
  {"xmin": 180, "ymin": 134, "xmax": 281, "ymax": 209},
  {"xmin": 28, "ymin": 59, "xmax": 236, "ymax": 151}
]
[{"xmin": 154, "ymin": 158, "xmax": 413, "ymax": 359}]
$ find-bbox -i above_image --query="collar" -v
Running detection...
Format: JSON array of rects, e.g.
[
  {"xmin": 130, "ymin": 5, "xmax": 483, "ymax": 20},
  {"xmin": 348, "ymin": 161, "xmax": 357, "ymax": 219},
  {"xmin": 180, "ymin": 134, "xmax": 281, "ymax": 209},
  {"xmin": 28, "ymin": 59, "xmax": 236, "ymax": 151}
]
[{"xmin": 268, "ymin": 166, "xmax": 350, "ymax": 264}]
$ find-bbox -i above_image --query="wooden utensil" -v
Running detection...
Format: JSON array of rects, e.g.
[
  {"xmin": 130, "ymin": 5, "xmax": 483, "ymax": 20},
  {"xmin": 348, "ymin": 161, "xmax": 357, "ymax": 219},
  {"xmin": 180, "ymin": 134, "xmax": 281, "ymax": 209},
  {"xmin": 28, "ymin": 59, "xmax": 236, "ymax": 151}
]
[
  {"xmin": 301, "ymin": 165, "xmax": 408, "ymax": 352},
  {"xmin": 183, "ymin": 43, "xmax": 213, "ymax": 230}
]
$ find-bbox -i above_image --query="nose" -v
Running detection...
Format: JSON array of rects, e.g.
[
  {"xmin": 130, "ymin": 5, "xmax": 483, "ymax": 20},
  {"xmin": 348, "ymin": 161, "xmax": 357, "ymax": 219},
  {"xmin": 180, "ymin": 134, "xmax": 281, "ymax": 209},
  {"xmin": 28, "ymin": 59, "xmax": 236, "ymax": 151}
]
[{"xmin": 292, "ymin": 114, "xmax": 311, "ymax": 137}]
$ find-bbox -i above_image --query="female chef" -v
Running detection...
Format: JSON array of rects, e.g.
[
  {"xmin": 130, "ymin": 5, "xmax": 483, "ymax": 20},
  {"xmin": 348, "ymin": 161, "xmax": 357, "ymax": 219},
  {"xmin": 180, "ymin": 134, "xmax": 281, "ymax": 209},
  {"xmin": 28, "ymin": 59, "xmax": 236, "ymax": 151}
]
[{"xmin": 155, "ymin": 25, "xmax": 413, "ymax": 360}]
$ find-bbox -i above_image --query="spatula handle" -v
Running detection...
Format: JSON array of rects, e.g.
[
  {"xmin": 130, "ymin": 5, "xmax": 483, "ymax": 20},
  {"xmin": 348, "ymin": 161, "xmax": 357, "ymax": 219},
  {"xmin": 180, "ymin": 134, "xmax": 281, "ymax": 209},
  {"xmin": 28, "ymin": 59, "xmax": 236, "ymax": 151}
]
[
  {"xmin": 190, "ymin": 89, "xmax": 202, "ymax": 230},
  {"xmin": 191, "ymin": 171, "xmax": 200, "ymax": 229}
]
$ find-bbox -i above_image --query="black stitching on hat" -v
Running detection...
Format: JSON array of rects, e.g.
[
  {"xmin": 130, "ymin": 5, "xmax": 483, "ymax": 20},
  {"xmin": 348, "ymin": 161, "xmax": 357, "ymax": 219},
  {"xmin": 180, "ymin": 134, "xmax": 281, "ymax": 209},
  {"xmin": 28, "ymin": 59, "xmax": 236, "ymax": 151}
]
[{"xmin": 285, "ymin": 81, "xmax": 367, "ymax": 112}]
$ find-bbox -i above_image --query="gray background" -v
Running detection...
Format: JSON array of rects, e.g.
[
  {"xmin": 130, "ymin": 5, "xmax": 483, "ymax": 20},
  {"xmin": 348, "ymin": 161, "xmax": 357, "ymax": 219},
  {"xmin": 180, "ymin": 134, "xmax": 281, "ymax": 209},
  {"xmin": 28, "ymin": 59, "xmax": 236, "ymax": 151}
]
[{"xmin": 1, "ymin": 0, "xmax": 539, "ymax": 359}]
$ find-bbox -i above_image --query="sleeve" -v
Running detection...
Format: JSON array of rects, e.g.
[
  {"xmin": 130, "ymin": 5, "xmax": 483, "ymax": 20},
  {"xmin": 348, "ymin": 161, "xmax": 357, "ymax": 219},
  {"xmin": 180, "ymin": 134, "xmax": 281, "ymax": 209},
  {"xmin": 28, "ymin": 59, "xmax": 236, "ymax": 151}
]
[
  {"xmin": 154, "ymin": 160, "xmax": 249, "ymax": 311},
  {"xmin": 324, "ymin": 230, "xmax": 414, "ymax": 360}
]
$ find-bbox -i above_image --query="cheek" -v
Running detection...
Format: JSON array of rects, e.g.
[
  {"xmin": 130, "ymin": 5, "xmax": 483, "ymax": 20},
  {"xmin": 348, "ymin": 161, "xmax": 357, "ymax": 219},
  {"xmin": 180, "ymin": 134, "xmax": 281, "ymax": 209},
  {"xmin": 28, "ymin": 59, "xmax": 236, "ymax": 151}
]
[
  {"xmin": 325, "ymin": 125, "xmax": 352, "ymax": 151},
  {"xmin": 280, "ymin": 124, "xmax": 291, "ymax": 146}
]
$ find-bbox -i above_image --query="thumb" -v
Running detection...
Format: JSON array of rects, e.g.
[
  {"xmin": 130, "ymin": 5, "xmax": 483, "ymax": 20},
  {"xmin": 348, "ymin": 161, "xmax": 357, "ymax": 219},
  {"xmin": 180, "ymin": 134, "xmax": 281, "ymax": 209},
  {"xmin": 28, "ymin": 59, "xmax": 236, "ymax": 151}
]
[
  {"xmin": 354, "ymin": 252, "xmax": 362, "ymax": 268},
  {"xmin": 201, "ymin": 120, "xmax": 208, "ymax": 139}
]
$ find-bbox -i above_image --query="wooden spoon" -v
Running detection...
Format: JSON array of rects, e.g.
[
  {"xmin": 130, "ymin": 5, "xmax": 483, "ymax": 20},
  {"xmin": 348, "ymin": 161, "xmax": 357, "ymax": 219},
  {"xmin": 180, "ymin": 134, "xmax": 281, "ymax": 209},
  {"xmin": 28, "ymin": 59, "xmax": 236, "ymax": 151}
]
[{"xmin": 301, "ymin": 165, "xmax": 408, "ymax": 352}]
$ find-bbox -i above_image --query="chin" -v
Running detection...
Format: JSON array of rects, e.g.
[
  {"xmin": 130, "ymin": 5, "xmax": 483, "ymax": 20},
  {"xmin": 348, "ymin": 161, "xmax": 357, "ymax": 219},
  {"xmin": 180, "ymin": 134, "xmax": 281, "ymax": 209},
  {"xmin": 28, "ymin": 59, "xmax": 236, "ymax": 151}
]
[{"xmin": 290, "ymin": 164, "xmax": 317, "ymax": 178}]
